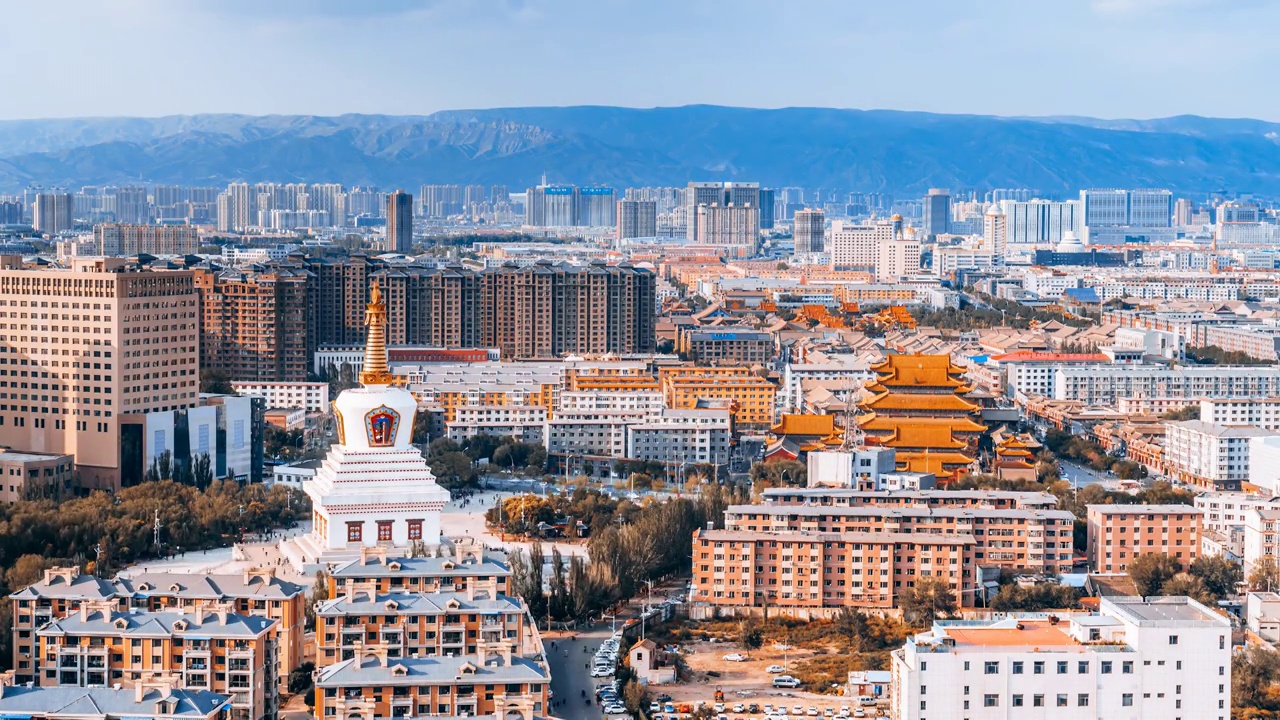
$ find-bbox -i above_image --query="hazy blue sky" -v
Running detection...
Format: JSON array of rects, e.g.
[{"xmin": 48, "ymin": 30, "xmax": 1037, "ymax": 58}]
[{"xmin": 3, "ymin": 0, "xmax": 1277, "ymax": 120}]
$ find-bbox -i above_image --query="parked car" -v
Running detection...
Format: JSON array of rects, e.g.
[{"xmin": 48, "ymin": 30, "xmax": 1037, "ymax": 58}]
[
  {"xmin": 722, "ymin": 653, "xmax": 748, "ymax": 662},
  {"xmin": 853, "ymin": 710, "xmax": 866, "ymax": 719},
  {"xmin": 714, "ymin": 704, "xmax": 725, "ymax": 713},
  {"xmin": 733, "ymin": 705, "xmax": 746, "ymax": 713},
  {"xmin": 806, "ymin": 707, "xmax": 819, "ymax": 716},
  {"xmin": 857, "ymin": 697, "xmax": 877, "ymax": 707},
  {"xmin": 766, "ymin": 665, "xmax": 786, "ymax": 674},
  {"xmin": 651, "ymin": 703, "xmax": 662, "ymax": 713},
  {"xmin": 591, "ymin": 666, "xmax": 614, "ymax": 678}
]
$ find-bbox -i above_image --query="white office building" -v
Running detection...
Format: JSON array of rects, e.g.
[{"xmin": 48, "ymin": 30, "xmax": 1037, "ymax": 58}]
[
  {"xmin": 445, "ymin": 405, "xmax": 547, "ymax": 445},
  {"xmin": 232, "ymin": 381, "xmax": 330, "ymax": 414},
  {"xmin": 890, "ymin": 596, "xmax": 1231, "ymax": 720},
  {"xmin": 1001, "ymin": 199, "xmax": 1081, "ymax": 245}
]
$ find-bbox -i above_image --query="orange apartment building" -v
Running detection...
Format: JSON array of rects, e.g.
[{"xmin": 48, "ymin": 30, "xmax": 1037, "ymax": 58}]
[
  {"xmin": 1086, "ymin": 504, "xmax": 1203, "ymax": 573},
  {"xmin": 691, "ymin": 528, "xmax": 975, "ymax": 616},
  {"xmin": 0, "ymin": 256, "xmax": 200, "ymax": 488},
  {"xmin": 327, "ymin": 544, "xmax": 511, "ymax": 598},
  {"xmin": 9, "ymin": 566, "xmax": 304, "ymax": 689},
  {"xmin": 314, "ymin": 644, "xmax": 548, "ymax": 720},
  {"xmin": 315, "ymin": 586, "xmax": 538, "ymax": 665},
  {"xmin": 723, "ymin": 503, "xmax": 1076, "ymax": 574},
  {"xmin": 36, "ymin": 604, "xmax": 278, "ymax": 720},
  {"xmin": 759, "ymin": 487, "xmax": 1060, "ymax": 511},
  {"xmin": 194, "ymin": 267, "xmax": 311, "ymax": 383},
  {"xmin": 659, "ymin": 366, "xmax": 777, "ymax": 429}
]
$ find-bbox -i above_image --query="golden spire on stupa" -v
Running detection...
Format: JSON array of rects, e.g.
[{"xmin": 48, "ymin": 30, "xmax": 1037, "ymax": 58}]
[{"xmin": 360, "ymin": 280, "xmax": 394, "ymax": 386}]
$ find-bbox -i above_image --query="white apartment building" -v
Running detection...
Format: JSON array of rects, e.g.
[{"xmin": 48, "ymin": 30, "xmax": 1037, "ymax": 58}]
[
  {"xmin": 1113, "ymin": 326, "xmax": 1184, "ymax": 360},
  {"xmin": 625, "ymin": 408, "xmax": 732, "ymax": 466},
  {"xmin": 1251, "ymin": 436, "xmax": 1280, "ymax": 495},
  {"xmin": 1200, "ymin": 397, "xmax": 1280, "ymax": 430},
  {"xmin": 557, "ymin": 389, "xmax": 664, "ymax": 415},
  {"xmin": 544, "ymin": 410, "xmax": 643, "ymax": 462},
  {"xmin": 1020, "ymin": 268, "xmax": 1082, "ymax": 298},
  {"xmin": 231, "ymin": 381, "xmax": 330, "ymax": 414},
  {"xmin": 1244, "ymin": 507, "xmax": 1280, "ymax": 573},
  {"xmin": 890, "ymin": 596, "xmax": 1231, "ymax": 720},
  {"xmin": 934, "ymin": 243, "xmax": 998, "ymax": 277},
  {"xmin": 983, "ymin": 352, "xmax": 1110, "ymax": 399},
  {"xmin": 444, "ymin": 405, "xmax": 547, "ymax": 445},
  {"xmin": 1195, "ymin": 491, "xmax": 1280, "ymax": 535},
  {"xmin": 827, "ymin": 221, "xmax": 921, "ymax": 281},
  {"xmin": 1163, "ymin": 420, "xmax": 1276, "ymax": 490},
  {"xmin": 1052, "ymin": 365, "xmax": 1280, "ymax": 406}
]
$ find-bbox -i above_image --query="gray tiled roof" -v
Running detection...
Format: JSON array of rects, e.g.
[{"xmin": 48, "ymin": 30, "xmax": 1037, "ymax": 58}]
[
  {"xmin": 0, "ymin": 685, "xmax": 229, "ymax": 719},
  {"xmin": 39, "ymin": 609, "xmax": 276, "ymax": 639},
  {"xmin": 11, "ymin": 571, "xmax": 303, "ymax": 602},
  {"xmin": 329, "ymin": 554, "xmax": 511, "ymax": 579},
  {"xmin": 316, "ymin": 654, "xmax": 548, "ymax": 687},
  {"xmin": 317, "ymin": 591, "xmax": 524, "ymax": 616}
]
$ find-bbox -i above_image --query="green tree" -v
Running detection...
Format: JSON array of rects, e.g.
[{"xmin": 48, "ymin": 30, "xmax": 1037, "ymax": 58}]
[
  {"xmin": 1159, "ymin": 573, "xmax": 1214, "ymax": 604},
  {"xmin": 1233, "ymin": 645, "xmax": 1280, "ymax": 717},
  {"xmin": 1189, "ymin": 555, "xmax": 1243, "ymax": 599},
  {"xmin": 200, "ymin": 369, "xmax": 235, "ymax": 394},
  {"xmin": 1127, "ymin": 553, "xmax": 1182, "ymax": 597},
  {"xmin": 897, "ymin": 577, "xmax": 956, "ymax": 626},
  {"xmin": 740, "ymin": 619, "xmax": 764, "ymax": 650},
  {"xmin": 1250, "ymin": 557, "xmax": 1280, "ymax": 592}
]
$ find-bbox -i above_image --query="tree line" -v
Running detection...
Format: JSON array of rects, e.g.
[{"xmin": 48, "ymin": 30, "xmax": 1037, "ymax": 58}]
[{"xmin": 502, "ymin": 485, "xmax": 745, "ymax": 623}]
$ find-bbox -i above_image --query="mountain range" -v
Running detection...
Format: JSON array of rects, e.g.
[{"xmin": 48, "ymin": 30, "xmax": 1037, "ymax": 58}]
[{"xmin": 1, "ymin": 105, "xmax": 1279, "ymax": 196}]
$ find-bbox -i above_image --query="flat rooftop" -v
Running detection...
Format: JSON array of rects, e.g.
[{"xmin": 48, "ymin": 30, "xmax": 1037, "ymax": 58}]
[
  {"xmin": 1105, "ymin": 596, "xmax": 1226, "ymax": 627},
  {"xmin": 945, "ymin": 620, "xmax": 1078, "ymax": 650}
]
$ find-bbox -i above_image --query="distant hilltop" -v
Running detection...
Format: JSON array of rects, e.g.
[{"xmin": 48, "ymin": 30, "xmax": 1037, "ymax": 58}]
[{"xmin": 1, "ymin": 105, "xmax": 1279, "ymax": 195}]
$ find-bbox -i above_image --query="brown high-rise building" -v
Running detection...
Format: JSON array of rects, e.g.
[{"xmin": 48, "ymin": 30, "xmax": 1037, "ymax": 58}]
[
  {"xmin": 94, "ymin": 223, "xmax": 198, "ymax": 256},
  {"xmin": 195, "ymin": 257, "xmax": 656, "ymax": 377},
  {"xmin": 0, "ymin": 256, "xmax": 200, "ymax": 488},
  {"xmin": 195, "ymin": 266, "xmax": 311, "ymax": 382}
]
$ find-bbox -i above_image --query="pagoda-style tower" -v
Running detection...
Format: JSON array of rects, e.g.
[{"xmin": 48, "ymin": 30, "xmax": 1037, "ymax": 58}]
[{"xmin": 857, "ymin": 354, "xmax": 987, "ymax": 481}]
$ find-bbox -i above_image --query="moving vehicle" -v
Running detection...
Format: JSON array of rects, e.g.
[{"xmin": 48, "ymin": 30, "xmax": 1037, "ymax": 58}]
[
  {"xmin": 773, "ymin": 676, "xmax": 802, "ymax": 689},
  {"xmin": 766, "ymin": 665, "xmax": 786, "ymax": 674}
]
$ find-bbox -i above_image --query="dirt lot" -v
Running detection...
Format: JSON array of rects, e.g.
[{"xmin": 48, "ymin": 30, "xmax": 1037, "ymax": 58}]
[{"xmin": 649, "ymin": 639, "xmax": 886, "ymax": 717}]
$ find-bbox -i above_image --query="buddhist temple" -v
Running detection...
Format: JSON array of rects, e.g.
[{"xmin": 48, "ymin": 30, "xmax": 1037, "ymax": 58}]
[
  {"xmin": 992, "ymin": 431, "xmax": 1042, "ymax": 482},
  {"xmin": 764, "ymin": 413, "xmax": 845, "ymax": 462},
  {"xmin": 857, "ymin": 354, "xmax": 987, "ymax": 481}
]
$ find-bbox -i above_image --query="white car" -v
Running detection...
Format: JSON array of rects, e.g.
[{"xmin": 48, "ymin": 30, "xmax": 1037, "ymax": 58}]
[
  {"xmin": 824, "ymin": 710, "xmax": 834, "ymax": 717},
  {"xmin": 762, "ymin": 705, "xmax": 773, "ymax": 713},
  {"xmin": 722, "ymin": 653, "xmax": 748, "ymax": 662},
  {"xmin": 590, "ymin": 666, "xmax": 614, "ymax": 678},
  {"xmin": 838, "ymin": 708, "xmax": 850, "ymax": 717},
  {"xmin": 714, "ymin": 704, "xmax": 725, "ymax": 713},
  {"xmin": 766, "ymin": 665, "xmax": 786, "ymax": 674},
  {"xmin": 852, "ymin": 710, "xmax": 865, "ymax": 719},
  {"xmin": 733, "ymin": 705, "xmax": 746, "ymax": 713},
  {"xmin": 807, "ymin": 708, "xmax": 818, "ymax": 717},
  {"xmin": 604, "ymin": 704, "xmax": 627, "ymax": 715},
  {"xmin": 792, "ymin": 706, "xmax": 803, "ymax": 715},
  {"xmin": 650, "ymin": 703, "xmax": 662, "ymax": 713}
]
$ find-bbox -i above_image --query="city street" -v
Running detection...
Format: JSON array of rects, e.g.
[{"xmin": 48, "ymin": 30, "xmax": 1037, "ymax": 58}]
[{"xmin": 546, "ymin": 623, "xmax": 615, "ymax": 720}]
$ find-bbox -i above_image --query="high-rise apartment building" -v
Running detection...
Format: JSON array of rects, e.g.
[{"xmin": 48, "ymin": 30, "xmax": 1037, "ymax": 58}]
[
  {"xmin": 0, "ymin": 257, "xmax": 200, "ymax": 488},
  {"xmin": 792, "ymin": 208, "xmax": 825, "ymax": 254},
  {"xmin": 1000, "ymin": 198, "xmax": 1081, "ymax": 244},
  {"xmin": 419, "ymin": 185, "xmax": 464, "ymax": 218},
  {"xmin": 922, "ymin": 188, "xmax": 951, "ymax": 238},
  {"xmin": 110, "ymin": 186, "xmax": 149, "ymax": 225},
  {"xmin": 32, "ymin": 194, "xmax": 73, "ymax": 234},
  {"xmin": 195, "ymin": 266, "xmax": 313, "ymax": 382},
  {"xmin": 758, "ymin": 188, "xmax": 776, "ymax": 230},
  {"xmin": 0, "ymin": 200, "xmax": 22, "ymax": 225},
  {"xmin": 524, "ymin": 185, "xmax": 616, "ymax": 227},
  {"xmin": 685, "ymin": 181, "xmax": 728, "ymax": 241},
  {"xmin": 694, "ymin": 204, "xmax": 759, "ymax": 253},
  {"xmin": 386, "ymin": 190, "xmax": 414, "ymax": 253},
  {"xmin": 94, "ymin": 224, "xmax": 198, "ymax": 256},
  {"xmin": 227, "ymin": 182, "xmax": 254, "ymax": 231},
  {"xmin": 617, "ymin": 199, "xmax": 657, "ymax": 240},
  {"xmin": 983, "ymin": 203, "xmax": 1007, "ymax": 258},
  {"xmin": 1174, "ymin": 197, "xmax": 1195, "ymax": 226}
]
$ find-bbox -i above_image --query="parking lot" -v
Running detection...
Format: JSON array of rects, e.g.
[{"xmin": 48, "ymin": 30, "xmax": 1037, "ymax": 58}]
[{"xmin": 638, "ymin": 639, "xmax": 886, "ymax": 719}]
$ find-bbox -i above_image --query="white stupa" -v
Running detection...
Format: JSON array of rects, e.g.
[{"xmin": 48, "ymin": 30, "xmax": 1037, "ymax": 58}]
[{"xmin": 293, "ymin": 281, "xmax": 450, "ymax": 565}]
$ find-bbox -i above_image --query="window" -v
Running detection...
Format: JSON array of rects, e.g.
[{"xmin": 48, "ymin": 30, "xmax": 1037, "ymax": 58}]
[
  {"xmin": 1012, "ymin": 661, "xmax": 1024, "ymax": 675},
  {"xmin": 407, "ymin": 520, "xmax": 423, "ymax": 541},
  {"xmin": 1032, "ymin": 695, "xmax": 1044, "ymax": 707},
  {"xmin": 1078, "ymin": 661, "xmax": 1089, "ymax": 674},
  {"xmin": 377, "ymin": 521, "xmax": 393, "ymax": 542},
  {"xmin": 1101, "ymin": 661, "xmax": 1112, "ymax": 674},
  {"xmin": 1169, "ymin": 635, "xmax": 1179, "ymax": 645},
  {"xmin": 1057, "ymin": 661, "xmax": 1068, "ymax": 674},
  {"xmin": 1056, "ymin": 695, "xmax": 1068, "ymax": 707},
  {"xmin": 346, "ymin": 522, "xmax": 362, "ymax": 543},
  {"xmin": 1122, "ymin": 694, "xmax": 1134, "ymax": 707},
  {"xmin": 1123, "ymin": 661, "xmax": 1133, "ymax": 674},
  {"xmin": 984, "ymin": 661, "xmax": 999, "ymax": 675},
  {"xmin": 983, "ymin": 695, "xmax": 998, "ymax": 708},
  {"xmin": 1012, "ymin": 695, "xmax": 1024, "ymax": 707},
  {"xmin": 1033, "ymin": 661, "xmax": 1044, "ymax": 674},
  {"xmin": 1078, "ymin": 694, "xmax": 1089, "ymax": 707}
]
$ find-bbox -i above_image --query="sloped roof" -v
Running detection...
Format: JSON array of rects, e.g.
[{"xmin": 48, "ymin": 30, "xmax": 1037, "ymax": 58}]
[{"xmin": 771, "ymin": 413, "xmax": 839, "ymax": 437}]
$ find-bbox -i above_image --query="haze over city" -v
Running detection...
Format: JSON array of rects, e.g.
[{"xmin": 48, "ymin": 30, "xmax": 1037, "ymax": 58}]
[
  {"xmin": 3, "ymin": 0, "xmax": 1279, "ymax": 119},
  {"xmin": 2, "ymin": 4, "xmax": 1280, "ymax": 720}
]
